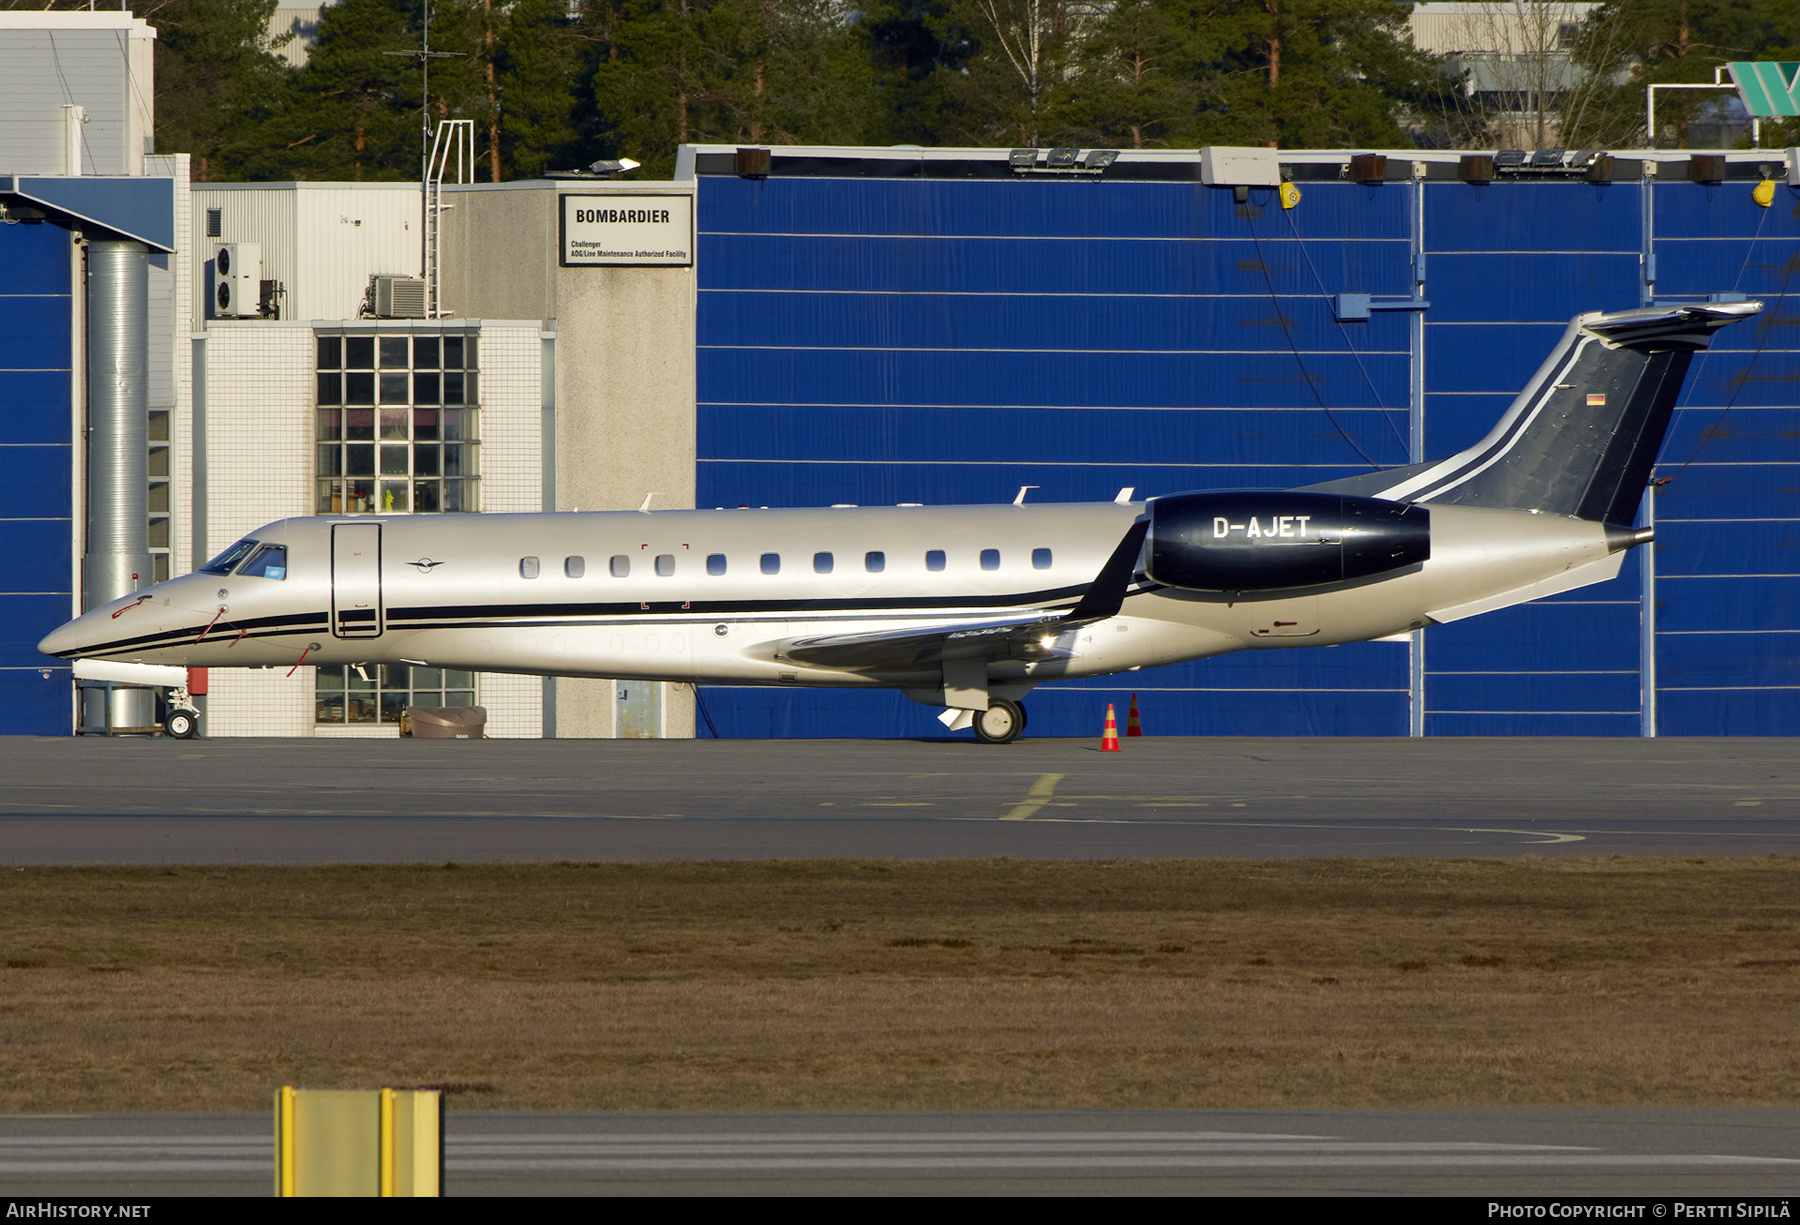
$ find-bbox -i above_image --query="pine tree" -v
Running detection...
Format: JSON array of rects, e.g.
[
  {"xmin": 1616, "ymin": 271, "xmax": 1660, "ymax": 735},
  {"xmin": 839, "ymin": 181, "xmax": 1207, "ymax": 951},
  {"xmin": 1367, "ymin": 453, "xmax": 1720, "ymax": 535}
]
[
  {"xmin": 150, "ymin": 0, "xmax": 295, "ymax": 181},
  {"xmin": 252, "ymin": 0, "xmax": 426, "ymax": 181},
  {"xmin": 492, "ymin": 0, "xmax": 590, "ymax": 178},
  {"xmin": 588, "ymin": 0, "xmax": 872, "ymax": 175},
  {"xmin": 590, "ymin": 0, "xmax": 744, "ymax": 175},
  {"xmin": 755, "ymin": 0, "xmax": 877, "ymax": 146},
  {"xmin": 1206, "ymin": 0, "xmax": 1427, "ymax": 149},
  {"xmin": 1057, "ymin": 0, "xmax": 1213, "ymax": 149},
  {"xmin": 858, "ymin": 0, "xmax": 977, "ymax": 146}
]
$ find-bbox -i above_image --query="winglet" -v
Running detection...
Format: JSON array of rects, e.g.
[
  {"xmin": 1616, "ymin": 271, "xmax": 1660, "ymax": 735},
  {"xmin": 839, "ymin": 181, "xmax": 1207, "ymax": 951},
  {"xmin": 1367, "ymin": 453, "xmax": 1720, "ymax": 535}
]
[{"xmin": 1066, "ymin": 518, "xmax": 1149, "ymax": 622}]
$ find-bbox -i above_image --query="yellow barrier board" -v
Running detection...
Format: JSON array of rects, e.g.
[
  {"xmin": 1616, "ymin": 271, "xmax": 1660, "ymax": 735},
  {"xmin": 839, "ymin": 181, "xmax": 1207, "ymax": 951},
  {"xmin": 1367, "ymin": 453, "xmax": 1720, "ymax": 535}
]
[{"xmin": 275, "ymin": 1086, "xmax": 442, "ymax": 1196}]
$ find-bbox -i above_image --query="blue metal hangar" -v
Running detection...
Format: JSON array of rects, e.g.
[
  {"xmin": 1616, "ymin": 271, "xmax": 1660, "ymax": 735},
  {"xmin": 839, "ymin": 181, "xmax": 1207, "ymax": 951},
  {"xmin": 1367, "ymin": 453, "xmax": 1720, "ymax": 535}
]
[
  {"xmin": 0, "ymin": 12, "xmax": 179, "ymax": 737},
  {"xmin": 673, "ymin": 144, "xmax": 1800, "ymax": 740}
]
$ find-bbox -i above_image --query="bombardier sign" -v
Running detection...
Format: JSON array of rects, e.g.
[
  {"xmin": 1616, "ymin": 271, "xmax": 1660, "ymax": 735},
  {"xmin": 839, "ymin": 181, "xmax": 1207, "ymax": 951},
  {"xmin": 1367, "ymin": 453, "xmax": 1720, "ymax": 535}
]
[{"xmin": 560, "ymin": 193, "xmax": 693, "ymax": 267}]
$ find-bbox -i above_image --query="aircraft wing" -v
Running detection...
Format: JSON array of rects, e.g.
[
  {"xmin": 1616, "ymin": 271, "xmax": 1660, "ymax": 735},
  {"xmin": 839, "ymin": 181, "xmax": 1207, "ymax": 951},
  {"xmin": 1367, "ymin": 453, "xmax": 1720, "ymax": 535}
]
[
  {"xmin": 772, "ymin": 519, "xmax": 1150, "ymax": 671},
  {"xmin": 775, "ymin": 611, "xmax": 1080, "ymax": 670}
]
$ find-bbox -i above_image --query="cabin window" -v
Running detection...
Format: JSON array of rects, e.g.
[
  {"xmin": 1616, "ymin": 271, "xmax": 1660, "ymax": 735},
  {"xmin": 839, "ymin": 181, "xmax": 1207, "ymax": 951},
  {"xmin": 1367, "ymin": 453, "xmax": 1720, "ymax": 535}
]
[
  {"xmin": 865, "ymin": 551, "xmax": 885, "ymax": 573},
  {"xmin": 1033, "ymin": 547, "xmax": 1053, "ymax": 569},
  {"xmin": 655, "ymin": 554, "xmax": 676, "ymax": 576},
  {"xmin": 565, "ymin": 556, "xmax": 584, "ymax": 578},
  {"xmin": 316, "ymin": 663, "xmax": 476, "ymax": 726},
  {"xmin": 814, "ymin": 552, "xmax": 833, "ymax": 574},
  {"xmin": 240, "ymin": 545, "xmax": 288, "ymax": 580},
  {"xmin": 316, "ymin": 328, "xmax": 479, "ymax": 515},
  {"xmin": 926, "ymin": 550, "xmax": 946, "ymax": 572},
  {"xmin": 520, "ymin": 556, "xmax": 540, "ymax": 579},
  {"xmin": 610, "ymin": 555, "xmax": 630, "ymax": 577},
  {"xmin": 761, "ymin": 553, "xmax": 781, "ymax": 575},
  {"xmin": 707, "ymin": 554, "xmax": 727, "ymax": 575},
  {"xmin": 980, "ymin": 549, "xmax": 1000, "ymax": 571}
]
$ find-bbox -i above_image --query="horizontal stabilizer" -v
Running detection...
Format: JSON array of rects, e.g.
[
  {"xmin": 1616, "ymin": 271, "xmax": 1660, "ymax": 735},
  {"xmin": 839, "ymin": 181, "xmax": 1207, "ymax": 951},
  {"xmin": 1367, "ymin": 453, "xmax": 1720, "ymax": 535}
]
[{"xmin": 1427, "ymin": 551, "xmax": 1626, "ymax": 624}]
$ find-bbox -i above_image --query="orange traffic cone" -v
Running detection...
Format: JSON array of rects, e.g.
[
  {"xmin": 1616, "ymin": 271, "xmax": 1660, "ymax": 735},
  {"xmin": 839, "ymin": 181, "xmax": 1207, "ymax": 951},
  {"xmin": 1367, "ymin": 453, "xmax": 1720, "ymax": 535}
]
[
  {"xmin": 1101, "ymin": 703, "xmax": 1122, "ymax": 752},
  {"xmin": 1126, "ymin": 693, "xmax": 1143, "ymax": 737}
]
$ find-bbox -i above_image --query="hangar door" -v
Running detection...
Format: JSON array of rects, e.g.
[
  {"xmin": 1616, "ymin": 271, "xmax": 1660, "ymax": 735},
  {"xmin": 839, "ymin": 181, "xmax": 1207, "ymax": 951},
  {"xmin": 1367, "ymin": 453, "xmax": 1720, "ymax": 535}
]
[{"xmin": 331, "ymin": 523, "xmax": 383, "ymax": 638}]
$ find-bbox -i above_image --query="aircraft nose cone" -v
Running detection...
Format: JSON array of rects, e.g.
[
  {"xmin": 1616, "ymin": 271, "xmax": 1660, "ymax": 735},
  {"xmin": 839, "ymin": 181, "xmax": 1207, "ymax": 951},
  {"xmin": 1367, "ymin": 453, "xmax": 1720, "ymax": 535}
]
[{"xmin": 37, "ymin": 616, "xmax": 89, "ymax": 660}]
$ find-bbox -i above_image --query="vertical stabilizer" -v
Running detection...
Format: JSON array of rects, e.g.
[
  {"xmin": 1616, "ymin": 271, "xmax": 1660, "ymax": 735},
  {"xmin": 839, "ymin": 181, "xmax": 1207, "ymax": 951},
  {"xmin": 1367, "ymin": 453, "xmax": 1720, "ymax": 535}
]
[{"xmin": 1306, "ymin": 301, "xmax": 1761, "ymax": 524}]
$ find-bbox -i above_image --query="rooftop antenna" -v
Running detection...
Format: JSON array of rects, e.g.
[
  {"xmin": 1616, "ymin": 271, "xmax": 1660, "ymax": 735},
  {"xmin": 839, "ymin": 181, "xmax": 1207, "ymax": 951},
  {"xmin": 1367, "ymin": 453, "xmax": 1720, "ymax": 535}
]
[
  {"xmin": 385, "ymin": 2, "xmax": 468, "ymax": 311},
  {"xmin": 383, "ymin": 0, "xmax": 466, "ymax": 184}
]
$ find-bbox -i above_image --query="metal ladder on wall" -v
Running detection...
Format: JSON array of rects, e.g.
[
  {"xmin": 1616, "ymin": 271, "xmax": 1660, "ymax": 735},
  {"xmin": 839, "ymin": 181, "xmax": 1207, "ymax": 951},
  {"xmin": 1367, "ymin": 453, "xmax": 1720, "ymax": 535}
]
[{"xmin": 424, "ymin": 119, "xmax": 474, "ymax": 319}]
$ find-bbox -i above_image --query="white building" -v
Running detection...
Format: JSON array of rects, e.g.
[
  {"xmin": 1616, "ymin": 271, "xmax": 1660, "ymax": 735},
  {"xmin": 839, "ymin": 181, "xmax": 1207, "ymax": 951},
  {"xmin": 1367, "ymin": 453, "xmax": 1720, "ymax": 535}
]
[
  {"xmin": 1410, "ymin": 1, "xmax": 1602, "ymax": 148},
  {"xmin": 186, "ymin": 178, "xmax": 698, "ymax": 741}
]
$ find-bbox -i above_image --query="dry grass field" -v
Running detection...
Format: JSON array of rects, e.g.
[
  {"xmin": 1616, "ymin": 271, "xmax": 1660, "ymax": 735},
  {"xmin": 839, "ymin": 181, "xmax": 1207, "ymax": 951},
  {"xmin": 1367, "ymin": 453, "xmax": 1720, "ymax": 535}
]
[{"xmin": 2, "ymin": 858, "xmax": 1797, "ymax": 1112}]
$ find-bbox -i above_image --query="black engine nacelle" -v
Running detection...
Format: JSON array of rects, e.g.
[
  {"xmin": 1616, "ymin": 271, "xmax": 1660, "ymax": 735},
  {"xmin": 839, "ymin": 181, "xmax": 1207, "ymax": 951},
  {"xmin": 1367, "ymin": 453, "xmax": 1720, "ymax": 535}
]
[{"xmin": 1145, "ymin": 491, "xmax": 1430, "ymax": 593}]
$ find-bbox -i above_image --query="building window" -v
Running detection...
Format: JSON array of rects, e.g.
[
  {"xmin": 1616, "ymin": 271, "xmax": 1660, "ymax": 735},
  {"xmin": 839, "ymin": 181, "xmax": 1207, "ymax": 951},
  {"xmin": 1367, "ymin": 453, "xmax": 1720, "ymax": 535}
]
[
  {"xmin": 315, "ymin": 664, "xmax": 477, "ymax": 726},
  {"xmin": 148, "ymin": 408, "xmax": 172, "ymax": 581},
  {"xmin": 315, "ymin": 329, "xmax": 482, "ymax": 724},
  {"xmin": 315, "ymin": 330, "xmax": 479, "ymax": 514}
]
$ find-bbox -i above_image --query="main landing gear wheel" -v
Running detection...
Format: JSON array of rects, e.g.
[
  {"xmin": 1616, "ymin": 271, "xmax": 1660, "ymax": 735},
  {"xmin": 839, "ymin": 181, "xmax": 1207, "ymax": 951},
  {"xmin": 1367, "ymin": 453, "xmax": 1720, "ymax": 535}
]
[
  {"xmin": 164, "ymin": 708, "xmax": 199, "ymax": 740},
  {"xmin": 972, "ymin": 698, "xmax": 1025, "ymax": 745}
]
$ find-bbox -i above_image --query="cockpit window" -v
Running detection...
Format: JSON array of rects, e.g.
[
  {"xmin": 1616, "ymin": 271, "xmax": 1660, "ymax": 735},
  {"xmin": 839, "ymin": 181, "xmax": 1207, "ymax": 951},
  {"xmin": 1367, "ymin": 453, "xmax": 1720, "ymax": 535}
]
[
  {"xmin": 240, "ymin": 545, "xmax": 288, "ymax": 580},
  {"xmin": 199, "ymin": 539, "xmax": 259, "ymax": 575}
]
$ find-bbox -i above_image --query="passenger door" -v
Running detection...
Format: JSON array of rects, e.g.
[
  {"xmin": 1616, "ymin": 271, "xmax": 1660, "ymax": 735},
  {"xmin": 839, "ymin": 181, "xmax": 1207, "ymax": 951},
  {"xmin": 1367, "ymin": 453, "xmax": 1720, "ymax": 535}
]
[{"xmin": 331, "ymin": 522, "xmax": 384, "ymax": 638}]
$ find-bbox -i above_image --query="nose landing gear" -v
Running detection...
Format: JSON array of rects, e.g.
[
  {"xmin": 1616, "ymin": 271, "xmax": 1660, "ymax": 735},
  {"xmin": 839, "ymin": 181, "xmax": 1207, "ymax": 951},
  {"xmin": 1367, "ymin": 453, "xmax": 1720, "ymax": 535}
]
[
  {"xmin": 163, "ymin": 683, "xmax": 200, "ymax": 739},
  {"xmin": 972, "ymin": 698, "xmax": 1026, "ymax": 745}
]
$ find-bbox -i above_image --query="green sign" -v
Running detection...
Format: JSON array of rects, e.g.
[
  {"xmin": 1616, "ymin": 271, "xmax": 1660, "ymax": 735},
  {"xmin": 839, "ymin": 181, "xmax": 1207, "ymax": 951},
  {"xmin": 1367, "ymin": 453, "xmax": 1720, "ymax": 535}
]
[{"xmin": 1728, "ymin": 62, "xmax": 1800, "ymax": 118}]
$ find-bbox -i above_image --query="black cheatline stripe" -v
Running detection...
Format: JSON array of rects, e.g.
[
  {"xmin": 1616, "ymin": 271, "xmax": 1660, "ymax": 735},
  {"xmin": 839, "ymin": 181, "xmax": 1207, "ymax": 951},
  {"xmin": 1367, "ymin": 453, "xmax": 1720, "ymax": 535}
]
[
  {"xmin": 395, "ymin": 584, "xmax": 1161, "ymax": 634},
  {"xmin": 387, "ymin": 584, "xmax": 1091, "ymax": 625},
  {"xmin": 62, "ymin": 584, "xmax": 1163, "ymax": 659},
  {"xmin": 63, "ymin": 612, "xmax": 331, "ymax": 659}
]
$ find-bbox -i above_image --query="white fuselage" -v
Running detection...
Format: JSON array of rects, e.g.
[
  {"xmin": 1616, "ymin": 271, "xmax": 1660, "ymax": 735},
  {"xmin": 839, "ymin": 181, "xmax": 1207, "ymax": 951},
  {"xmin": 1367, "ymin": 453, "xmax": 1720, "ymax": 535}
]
[{"xmin": 41, "ymin": 499, "xmax": 1625, "ymax": 705}]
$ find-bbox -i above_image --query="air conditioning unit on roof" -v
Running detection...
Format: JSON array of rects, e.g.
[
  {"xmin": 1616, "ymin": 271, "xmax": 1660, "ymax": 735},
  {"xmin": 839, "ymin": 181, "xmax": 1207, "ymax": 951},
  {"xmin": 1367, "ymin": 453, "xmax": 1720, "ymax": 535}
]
[
  {"xmin": 212, "ymin": 242, "xmax": 261, "ymax": 318},
  {"xmin": 371, "ymin": 275, "xmax": 426, "ymax": 319}
]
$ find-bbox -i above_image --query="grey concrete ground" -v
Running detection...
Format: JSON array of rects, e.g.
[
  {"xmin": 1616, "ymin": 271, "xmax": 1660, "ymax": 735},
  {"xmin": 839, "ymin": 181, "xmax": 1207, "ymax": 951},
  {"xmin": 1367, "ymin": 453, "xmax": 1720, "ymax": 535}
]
[
  {"xmin": 0, "ymin": 736, "xmax": 1797, "ymax": 862},
  {"xmin": 0, "ymin": 1109, "xmax": 1796, "ymax": 1197},
  {"xmin": 5, "ymin": 739, "xmax": 1793, "ymax": 1198}
]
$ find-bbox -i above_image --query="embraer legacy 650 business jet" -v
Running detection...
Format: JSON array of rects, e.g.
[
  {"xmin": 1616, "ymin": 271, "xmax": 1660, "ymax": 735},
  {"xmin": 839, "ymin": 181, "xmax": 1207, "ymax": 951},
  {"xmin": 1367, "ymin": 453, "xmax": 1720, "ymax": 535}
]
[{"xmin": 41, "ymin": 301, "xmax": 1759, "ymax": 743}]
